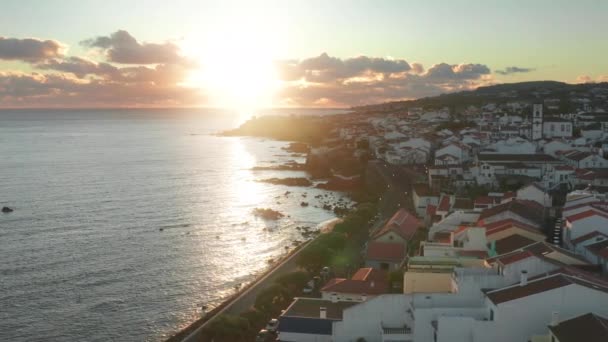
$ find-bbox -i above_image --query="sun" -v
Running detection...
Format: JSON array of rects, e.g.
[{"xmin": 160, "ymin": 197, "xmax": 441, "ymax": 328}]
[{"xmin": 182, "ymin": 16, "xmax": 285, "ymax": 111}]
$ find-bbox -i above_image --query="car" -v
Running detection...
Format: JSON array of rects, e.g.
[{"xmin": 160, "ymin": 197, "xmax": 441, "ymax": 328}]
[
  {"xmin": 255, "ymin": 329, "xmax": 272, "ymax": 342},
  {"xmin": 302, "ymin": 286, "xmax": 313, "ymax": 294},
  {"xmin": 265, "ymin": 318, "xmax": 279, "ymax": 332}
]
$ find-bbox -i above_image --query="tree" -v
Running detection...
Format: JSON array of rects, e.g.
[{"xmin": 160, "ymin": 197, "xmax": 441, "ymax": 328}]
[
  {"xmin": 296, "ymin": 242, "xmax": 333, "ymax": 274},
  {"xmin": 204, "ymin": 314, "xmax": 250, "ymax": 341},
  {"xmin": 275, "ymin": 271, "xmax": 310, "ymax": 294},
  {"xmin": 254, "ymin": 284, "xmax": 291, "ymax": 315}
]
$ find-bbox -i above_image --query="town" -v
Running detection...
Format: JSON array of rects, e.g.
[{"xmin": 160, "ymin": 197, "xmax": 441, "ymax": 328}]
[{"xmin": 201, "ymin": 81, "xmax": 608, "ymax": 342}]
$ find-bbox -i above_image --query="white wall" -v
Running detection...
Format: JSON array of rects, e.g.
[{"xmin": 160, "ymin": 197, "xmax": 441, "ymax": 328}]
[
  {"xmin": 279, "ymin": 331, "xmax": 332, "ymax": 342},
  {"xmin": 477, "ymin": 283, "xmax": 608, "ymax": 342},
  {"xmin": 333, "ymin": 294, "xmax": 412, "ymax": 342},
  {"xmin": 517, "ymin": 185, "xmax": 552, "ymax": 207}
]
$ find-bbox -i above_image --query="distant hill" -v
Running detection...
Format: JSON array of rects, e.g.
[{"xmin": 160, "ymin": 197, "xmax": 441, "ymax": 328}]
[{"xmin": 353, "ymin": 81, "xmax": 608, "ymax": 113}]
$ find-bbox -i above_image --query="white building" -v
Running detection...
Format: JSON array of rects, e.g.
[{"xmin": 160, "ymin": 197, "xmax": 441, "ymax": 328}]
[
  {"xmin": 543, "ymin": 118, "xmax": 573, "ymax": 139},
  {"xmin": 532, "ymin": 104, "xmax": 543, "ymax": 140},
  {"xmin": 516, "ymin": 183, "xmax": 553, "ymax": 207}
]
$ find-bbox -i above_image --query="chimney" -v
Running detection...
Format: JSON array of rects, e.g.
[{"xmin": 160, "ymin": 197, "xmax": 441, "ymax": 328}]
[
  {"xmin": 520, "ymin": 270, "xmax": 528, "ymax": 286},
  {"xmin": 320, "ymin": 307, "xmax": 327, "ymax": 319},
  {"xmin": 361, "ymin": 294, "xmax": 367, "ymax": 301},
  {"xmin": 370, "ymin": 281, "xmax": 375, "ymax": 288},
  {"xmin": 550, "ymin": 311, "xmax": 560, "ymax": 327}
]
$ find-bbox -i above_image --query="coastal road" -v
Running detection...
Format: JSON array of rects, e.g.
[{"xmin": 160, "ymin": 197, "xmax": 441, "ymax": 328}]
[{"xmin": 180, "ymin": 230, "xmax": 322, "ymax": 342}]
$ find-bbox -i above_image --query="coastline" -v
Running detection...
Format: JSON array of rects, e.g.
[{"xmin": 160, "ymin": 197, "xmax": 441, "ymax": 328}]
[{"xmin": 166, "ymin": 217, "xmax": 343, "ymax": 342}]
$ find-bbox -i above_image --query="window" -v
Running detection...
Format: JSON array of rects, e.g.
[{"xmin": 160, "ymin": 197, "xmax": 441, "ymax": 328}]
[
  {"xmin": 490, "ymin": 309, "xmax": 494, "ymax": 321},
  {"xmin": 561, "ymin": 124, "xmax": 565, "ymax": 132},
  {"xmin": 551, "ymin": 124, "xmax": 555, "ymax": 131}
]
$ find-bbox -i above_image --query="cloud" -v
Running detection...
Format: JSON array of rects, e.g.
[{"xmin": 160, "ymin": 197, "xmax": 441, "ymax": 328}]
[
  {"xmin": 276, "ymin": 52, "xmax": 411, "ymax": 83},
  {"xmin": 81, "ymin": 30, "xmax": 191, "ymax": 65},
  {"xmin": 576, "ymin": 74, "xmax": 608, "ymax": 84},
  {"xmin": 274, "ymin": 54, "xmax": 493, "ymax": 107},
  {"xmin": 495, "ymin": 66, "xmax": 535, "ymax": 75},
  {"xmin": 0, "ymin": 71, "xmax": 202, "ymax": 107},
  {"xmin": 424, "ymin": 63, "xmax": 491, "ymax": 80},
  {"xmin": 0, "ymin": 37, "xmax": 65, "ymax": 61}
]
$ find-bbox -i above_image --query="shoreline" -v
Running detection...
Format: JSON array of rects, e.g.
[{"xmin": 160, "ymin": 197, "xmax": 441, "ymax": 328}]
[{"xmin": 166, "ymin": 215, "xmax": 344, "ymax": 342}]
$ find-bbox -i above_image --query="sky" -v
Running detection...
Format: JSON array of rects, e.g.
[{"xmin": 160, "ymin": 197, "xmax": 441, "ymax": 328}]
[{"xmin": 0, "ymin": 0, "xmax": 607, "ymax": 108}]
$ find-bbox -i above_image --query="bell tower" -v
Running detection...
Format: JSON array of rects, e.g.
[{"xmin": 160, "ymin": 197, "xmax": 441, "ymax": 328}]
[{"xmin": 532, "ymin": 104, "xmax": 543, "ymax": 140}]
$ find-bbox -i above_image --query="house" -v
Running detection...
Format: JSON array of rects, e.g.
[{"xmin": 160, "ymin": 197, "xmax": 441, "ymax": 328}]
[
  {"xmin": 477, "ymin": 153, "xmax": 561, "ymax": 172},
  {"xmin": 559, "ymin": 150, "xmax": 608, "ymax": 169},
  {"xmin": 478, "ymin": 199, "xmax": 545, "ymax": 228},
  {"xmin": 403, "ymin": 255, "xmax": 488, "ymax": 294},
  {"xmin": 332, "ymin": 267, "xmax": 608, "ymax": 342},
  {"xmin": 543, "ymin": 117, "xmax": 573, "ymax": 138},
  {"xmin": 516, "ymin": 182, "xmax": 553, "ymax": 207},
  {"xmin": 563, "ymin": 205, "xmax": 608, "ymax": 249},
  {"xmin": 487, "ymin": 137, "xmax": 537, "ymax": 154},
  {"xmin": 435, "ymin": 142, "xmax": 472, "ymax": 165},
  {"xmin": 365, "ymin": 241, "xmax": 407, "ymax": 271},
  {"xmin": 483, "ymin": 219, "xmax": 547, "ymax": 250},
  {"xmin": 543, "ymin": 139, "xmax": 572, "ymax": 157},
  {"xmin": 278, "ymin": 298, "xmax": 357, "ymax": 342},
  {"xmin": 478, "ymin": 272, "xmax": 608, "ymax": 342},
  {"xmin": 421, "ymin": 227, "xmax": 488, "ymax": 258},
  {"xmin": 321, "ymin": 268, "xmax": 389, "ymax": 302},
  {"xmin": 412, "ymin": 184, "xmax": 440, "ymax": 217},
  {"xmin": 371, "ymin": 208, "xmax": 421, "ymax": 245},
  {"xmin": 542, "ymin": 312, "xmax": 608, "ymax": 342}
]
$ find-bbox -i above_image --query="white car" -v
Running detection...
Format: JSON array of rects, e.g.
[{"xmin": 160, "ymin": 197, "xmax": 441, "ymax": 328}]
[{"xmin": 266, "ymin": 318, "xmax": 279, "ymax": 332}]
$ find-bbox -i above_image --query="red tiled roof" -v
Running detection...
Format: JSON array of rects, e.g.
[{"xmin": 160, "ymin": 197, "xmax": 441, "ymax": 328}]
[
  {"xmin": 549, "ymin": 313, "xmax": 608, "ymax": 342},
  {"xmin": 486, "ymin": 273, "xmax": 608, "ymax": 305},
  {"xmin": 366, "ymin": 242, "xmax": 406, "ymax": 262},
  {"xmin": 585, "ymin": 239, "xmax": 608, "ymax": 259},
  {"xmin": 456, "ymin": 250, "xmax": 488, "ymax": 259},
  {"xmin": 566, "ymin": 209, "xmax": 608, "ymax": 223},
  {"xmin": 503, "ymin": 191, "xmax": 516, "ymax": 199},
  {"xmin": 484, "ymin": 219, "xmax": 544, "ymax": 237},
  {"xmin": 493, "ymin": 234, "xmax": 537, "ymax": 255},
  {"xmin": 484, "ymin": 218, "xmax": 540, "ymax": 232},
  {"xmin": 475, "ymin": 196, "xmax": 494, "ymax": 205},
  {"xmin": 434, "ymin": 231, "xmax": 452, "ymax": 244},
  {"xmin": 496, "ymin": 250, "xmax": 534, "ymax": 265},
  {"xmin": 555, "ymin": 165, "xmax": 575, "ymax": 171},
  {"xmin": 321, "ymin": 268, "xmax": 388, "ymax": 295},
  {"xmin": 372, "ymin": 209, "xmax": 420, "ymax": 241},
  {"xmin": 437, "ymin": 195, "xmax": 451, "ymax": 212},
  {"xmin": 571, "ymin": 231, "xmax": 608, "ymax": 245},
  {"xmin": 478, "ymin": 199, "xmax": 544, "ymax": 224}
]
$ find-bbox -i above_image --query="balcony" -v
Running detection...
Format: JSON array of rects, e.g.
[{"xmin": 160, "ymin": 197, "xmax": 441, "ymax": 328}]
[{"xmin": 380, "ymin": 323, "xmax": 413, "ymax": 342}]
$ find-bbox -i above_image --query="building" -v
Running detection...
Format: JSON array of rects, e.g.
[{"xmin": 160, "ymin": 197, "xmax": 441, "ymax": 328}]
[
  {"xmin": 412, "ymin": 184, "xmax": 440, "ymax": 217},
  {"xmin": 543, "ymin": 312, "xmax": 608, "ymax": 342},
  {"xmin": 278, "ymin": 298, "xmax": 357, "ymax": 342},
  {"xmin": 365, "ymin": 241, "xmax": 407, "ymax": 271},
  {"xmin": 371, "ymin": 208, "xmax": 421, "ymax": 245},
  {"xmin": 477, "ymin": 199, "xmax": 545, "ymax": 228},
  {"xmin": 543, "ymin": 117, "xmax": 573, "ymax": 139},
  {"xmin": 532, "ymin": 103, "xmax": 543, "ymax": 140},
  {"xmin": 516, "ymin": 182, "xmax": 553, "ymax": 208},
  {"xmin": 321, "ymin": 268, "xmax": 389, "ymax": 302}
]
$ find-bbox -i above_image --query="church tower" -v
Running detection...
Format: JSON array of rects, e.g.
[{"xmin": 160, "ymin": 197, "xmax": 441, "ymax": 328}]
[{"xmin": 532, "ymin": 104, "xmax": 543, "ymax": 140}]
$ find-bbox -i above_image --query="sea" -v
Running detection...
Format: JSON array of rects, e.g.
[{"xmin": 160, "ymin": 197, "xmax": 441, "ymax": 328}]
[{"xmin": 0, "ymin": 108, "xmax": 350, "ymax": 342}]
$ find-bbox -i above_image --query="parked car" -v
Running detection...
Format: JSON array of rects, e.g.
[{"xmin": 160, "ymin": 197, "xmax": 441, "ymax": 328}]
[
  {"xmin": 265, "ymin": 318, "xmax": 279, "ymax": 333},
  {"xmin": 255, "ymin": 329, "xmax": 273, "ymax": 342}
]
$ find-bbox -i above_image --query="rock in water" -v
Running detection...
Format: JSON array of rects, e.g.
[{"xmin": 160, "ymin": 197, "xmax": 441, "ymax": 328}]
[{"xmin": 2, "ymin": 206, "xmax": 13, "ymax": 213}]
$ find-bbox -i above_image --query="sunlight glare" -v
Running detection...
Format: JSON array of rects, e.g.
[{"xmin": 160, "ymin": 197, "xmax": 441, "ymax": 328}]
[{"xmin": 182, "ymin": 14, "xmax": 285, "ymax": 110}]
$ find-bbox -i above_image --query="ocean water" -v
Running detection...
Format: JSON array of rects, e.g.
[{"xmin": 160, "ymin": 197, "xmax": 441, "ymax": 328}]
[{"xmin": 0, "ymin": 108, "xmax": 349, "ymax": 341}]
